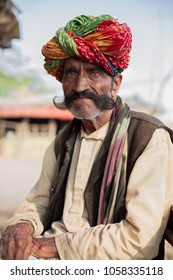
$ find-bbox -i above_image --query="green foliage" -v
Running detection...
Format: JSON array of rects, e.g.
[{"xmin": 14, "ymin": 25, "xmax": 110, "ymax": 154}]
[{"xmin": 0, "ymin": 70, "xmax": 45, "ymax": 96}]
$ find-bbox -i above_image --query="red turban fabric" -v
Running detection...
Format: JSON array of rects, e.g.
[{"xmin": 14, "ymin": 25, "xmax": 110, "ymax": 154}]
[{"xmin": 42, "ymin": 15, "xmax": 132, "ymax": 82}]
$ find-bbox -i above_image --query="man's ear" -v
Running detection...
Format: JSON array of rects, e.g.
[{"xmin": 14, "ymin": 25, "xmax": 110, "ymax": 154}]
[{"xmin": 111, "ymin": 75, "xmax": 122, "ymax": 99}]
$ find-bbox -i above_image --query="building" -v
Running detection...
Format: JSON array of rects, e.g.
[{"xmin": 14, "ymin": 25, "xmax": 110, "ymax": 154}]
[{"xmin": 0, "ymin": 95, "xmax": 73, "ymax": 157}]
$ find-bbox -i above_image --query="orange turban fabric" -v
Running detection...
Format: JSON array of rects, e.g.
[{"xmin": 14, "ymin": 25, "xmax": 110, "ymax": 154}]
[{"xmin": 42, "ymin": 14, "xmax": 132, "ymax": 82}]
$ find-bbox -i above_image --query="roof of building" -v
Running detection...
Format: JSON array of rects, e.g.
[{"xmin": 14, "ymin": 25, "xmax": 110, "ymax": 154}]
[
  {"xmin": 0, "ymin": 105, "xmax": 73, "ymax": 120},
  {"xmin": 0, "ymin": 94, "xmax": 73, "ymax": 120}
]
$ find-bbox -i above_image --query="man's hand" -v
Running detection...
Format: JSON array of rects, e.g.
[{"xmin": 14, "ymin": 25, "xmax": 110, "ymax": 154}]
[
  {"xmin": 31, "ymin": 237, "xmax": 59, "ymax": 259},
  {"xmin": 1, "ymin": 222, "xmax": 34, "ymax": 260}
]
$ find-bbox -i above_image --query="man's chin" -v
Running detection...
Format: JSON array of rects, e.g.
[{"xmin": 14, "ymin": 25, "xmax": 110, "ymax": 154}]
[{"xmin": 69, "ymin": 106, "xmax": 102, "ymax": 120}]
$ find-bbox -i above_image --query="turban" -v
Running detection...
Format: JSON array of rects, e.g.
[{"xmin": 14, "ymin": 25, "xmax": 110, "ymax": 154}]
[{"xmin": 42, "ymin": 14, "xmax": 132, "ymax": 82}]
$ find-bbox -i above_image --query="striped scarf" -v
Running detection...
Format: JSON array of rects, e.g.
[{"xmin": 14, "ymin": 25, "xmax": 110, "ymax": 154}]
[{"xmin": 97, "ymin": 96, "xmax": 131, "ymax": 224}]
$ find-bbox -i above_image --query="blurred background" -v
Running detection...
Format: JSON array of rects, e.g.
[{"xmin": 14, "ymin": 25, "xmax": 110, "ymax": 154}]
[{"xmin": 0, "ymin": 0, "xmax": 172, "ymax": 259}]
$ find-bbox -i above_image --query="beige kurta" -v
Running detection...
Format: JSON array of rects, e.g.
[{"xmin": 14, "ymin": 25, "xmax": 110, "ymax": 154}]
[
  {"xmin": 3, "ymin": 127, "xmax": 173, "ymax": 259},
  {"xmin": 44, "ymin": 121, "xmax": 109, "ymax": 235}
]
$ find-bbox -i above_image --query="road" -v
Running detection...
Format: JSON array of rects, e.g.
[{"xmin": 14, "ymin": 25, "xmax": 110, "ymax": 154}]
[{"xmin": 0, "ymin": 156, "xmax": 42, "ymax": 223}]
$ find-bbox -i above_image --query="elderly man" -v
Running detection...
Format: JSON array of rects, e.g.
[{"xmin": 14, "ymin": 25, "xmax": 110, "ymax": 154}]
[{"xmin": 1, "ymin": 14, "xmax": 173, "ymax": 260}]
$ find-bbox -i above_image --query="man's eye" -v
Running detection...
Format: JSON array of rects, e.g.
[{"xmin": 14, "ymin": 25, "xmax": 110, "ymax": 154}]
[
  {"xmin": 90, "ymin": 69, "xmax": 102, "ymax": 77},
  {"xmin": 64, "ymin": 69, "xmax": 77, "ymax": 78}
]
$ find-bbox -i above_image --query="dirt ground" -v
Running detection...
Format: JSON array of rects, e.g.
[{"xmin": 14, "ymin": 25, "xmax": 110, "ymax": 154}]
[{"xmin": 0, "ymin": 156, "xmax": 172, "ymax": 259}]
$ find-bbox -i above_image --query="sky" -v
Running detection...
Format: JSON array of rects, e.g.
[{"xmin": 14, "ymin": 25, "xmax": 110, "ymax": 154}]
[{"xmin": 1, "ymin": 0, "xmax": 173, "ymax": 122}]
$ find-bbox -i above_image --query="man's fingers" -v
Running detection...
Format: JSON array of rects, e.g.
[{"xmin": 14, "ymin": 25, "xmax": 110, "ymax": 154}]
[
  {"xmin": 14, "ymin": 237, "xmax": 33, "ymax": 260},
  {"xmin": 15, "ymin": 245, "xmax": 31, "ymax": 260},
  {"xmin": 2, "ymin": 237, "xmax": 16, "ymax": 260}
]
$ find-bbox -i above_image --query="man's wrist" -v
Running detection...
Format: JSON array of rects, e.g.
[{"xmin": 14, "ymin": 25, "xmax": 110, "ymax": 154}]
[
  {"xmin": 22, "ymin": 222, "xmax": 35, "ymax": 235},
  {"xmin": 6, "ymin": 222, "xmax": 35, "ymax": 235},
  {"xmin": 31, "ymin": 237, "xmax": 59, "ymax": 259}
]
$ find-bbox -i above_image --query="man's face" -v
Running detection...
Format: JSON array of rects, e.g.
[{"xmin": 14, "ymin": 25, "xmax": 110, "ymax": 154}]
[{"xmin": 62, "ymin": 57, "xmax": 121, "ymax": 120}]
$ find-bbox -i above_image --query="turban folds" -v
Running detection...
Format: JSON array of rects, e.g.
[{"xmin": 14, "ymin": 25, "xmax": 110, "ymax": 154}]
[{"xmin": 42, "ymin": 15, "xmax": 132, "ymax": 82}]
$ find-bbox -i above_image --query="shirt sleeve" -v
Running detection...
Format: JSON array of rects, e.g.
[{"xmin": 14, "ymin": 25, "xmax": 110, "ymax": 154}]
[
  {"xmin": 55, "ymin": 128, "xmax": 173, "ymax": 259},
  {"xmin": 4, "ymin": 139, "xmax": 56, "ymax": 236}
]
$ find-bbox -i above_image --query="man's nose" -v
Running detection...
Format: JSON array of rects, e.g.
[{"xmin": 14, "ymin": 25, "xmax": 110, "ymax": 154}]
[{"xmin": 73, "ymin": 73, "xmax": 90, "ymax": 93}]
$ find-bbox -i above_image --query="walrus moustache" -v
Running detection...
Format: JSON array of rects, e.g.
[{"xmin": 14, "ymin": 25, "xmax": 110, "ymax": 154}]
[{"xmin": 53, "ymin": 91, "xmax": 115, "ymax": 111}]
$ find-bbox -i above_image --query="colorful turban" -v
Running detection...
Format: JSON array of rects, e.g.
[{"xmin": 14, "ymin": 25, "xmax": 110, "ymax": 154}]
[{"xmin": 42, "ymin": 14, "xmax": 132, "ymax": 82}]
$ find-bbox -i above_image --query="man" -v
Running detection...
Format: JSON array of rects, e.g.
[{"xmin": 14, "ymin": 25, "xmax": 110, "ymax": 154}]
[{"xmin": 0, "ymin": 14, "xmax": 173, "ymax": 260}]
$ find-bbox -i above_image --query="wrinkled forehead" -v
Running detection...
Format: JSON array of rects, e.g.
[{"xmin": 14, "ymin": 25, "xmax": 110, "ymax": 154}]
[{"xmin": 63, "ymin": 57, "xmax": 106, "ymax": 72}]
